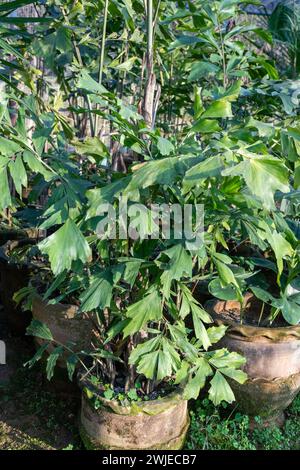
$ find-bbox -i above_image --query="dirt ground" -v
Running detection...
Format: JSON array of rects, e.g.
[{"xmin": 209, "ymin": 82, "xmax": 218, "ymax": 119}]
[{"xmin": 0, "ymin": 306, "xmax": 82, "ymax": 450}]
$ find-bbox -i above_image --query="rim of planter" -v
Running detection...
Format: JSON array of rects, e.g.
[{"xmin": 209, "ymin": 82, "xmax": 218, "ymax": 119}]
[
  {"xmin": 78, "ymin": 374, "xmax": 186, "ymax": 416},
  {"xmin": 0, "ymin": 238, "xmax": 44, "ymax": 269},
  {"xmin": 33, "ymin": 294, "xmax": 79, "ymax": 311},
  {"xmin": 205, "ymin": 296, "xmax": 300, "ymax": 342}
]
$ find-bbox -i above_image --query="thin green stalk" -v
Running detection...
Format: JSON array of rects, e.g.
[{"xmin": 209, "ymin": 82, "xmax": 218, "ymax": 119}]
[
  {"xmin": 147, "ymin": 0, "xmax": 153, "ymax": 69},
  {"xmin": 268, "ymin": 307, "xmax": 280, "ymax": 326},
  {"xmin": 118, "ymin": 39, "xmax": 128, "ymax": 99},
  {"xmin": 142, "ymin": 0, "xmax": 155, "ymax": 128},
  {"xmin": 216, "ymin": 12, "xmax": 227, "ymax": 88},
  {"xmin": 258, "ymin": 302, "xmax": 265, "ymax": 326},
  {"xmin": 95, "ymin": 0, "xmax": 109, "ymax": 136},
  {"xmin": 153, "ymin": 0, "xmax": 161, "ymax": 31},
  {"xmin": 167, "ymin": 55, "xmax": 173, "ymax": 122},
  {"xmin": 61, "ymin": 5, "xmax": 95, "ymax": 137}
]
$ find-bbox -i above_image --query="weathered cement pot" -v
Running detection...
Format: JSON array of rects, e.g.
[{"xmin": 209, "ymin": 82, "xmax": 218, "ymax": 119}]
[
  {"xmin": 32, "ymin": 296, "xmax": 97, "ymax": 358},
  {"xmin": 0, "ymin": 261, "xmax": 31, "ymax": 335},
  {"xmin": 79, "ymin": 387, "xmax": 189, "ymax": 450},
  {"xmin": 0, "ymin": 226, "xmax": 45, "ymax": 245},
  {"xmin": 0, "ymin": 240, "xmax": 35, "ymax": 335},
  {"xmin": 0, "ymin": 234, "xmax": 46, "ymax": 335},
  {"xmin": 206, "ymin": 296, "xmax": 300, "ymax": 425}
]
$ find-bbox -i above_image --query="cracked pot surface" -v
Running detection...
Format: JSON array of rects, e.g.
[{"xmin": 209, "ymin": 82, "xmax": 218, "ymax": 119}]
[{"xmin": 79, "ymin": 390, "xmax": 189, "ymax": 450}]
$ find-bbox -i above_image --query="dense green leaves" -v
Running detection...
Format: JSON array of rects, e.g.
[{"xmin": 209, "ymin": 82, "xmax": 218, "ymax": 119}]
[
  {"xmin": 191, "ymin": 119, "xmax": 221, "ymax": 134},
  {"xmin": 208, "ymin": 371, "xmax": 235, "ymax": 405},
  {"xmin": 188, "ymin": 61, "xmax": 220, "ymax": 81},
  {"xmin": 123, "ymin": 289, "xmax": 162, "ymax": 337},
  {"xmin": 214, "ymin": 258, "xmax": 240, "ymax": 294},
  {"xmin": 131, "ymin": 337, "xmax": 180, "ymax": 381},
  {"xmin": 267, "ymin": 230, "xmax": 293, "ymax": 279},
  {"xmin": 80, "ymin": 271, "xmax": 113, "ymax": 311},
  {"xmin": 9, "ymin": 156, "xmax": 27, "ymax": 196},
  {"xmin": 282, "ymin": 296, "xmax": 300, "ymax": 325},
  {"xmin": 46, "ymin": 346, "xmax": 64, "ymax": 381},
  {"xmin": 26, "ymin": 320, "xmax": 53, "ymax": 341},
  {"xmin": 73, "ymin": 137, "xmax": 109, "ymax": 162},
  {"xmin": 223, "ymin": 153, "xmax": 290, "ymax": 209},
  {"xmin": 209, "ymin": 349, "xmax": 246, "ymax": 370},
  {"xmin": 10, "ymin": 0, "xmax": 298, "ymax": 409},
  {"xmin": 202, "ymin": 100, "xmax": 233, "ymax": 119},
  {"xmin": 183, "ymin": 358, "xmax": 212, "ymax": 400},
  {"xmin": 77, "ymin": 70, "xmax": 108, "ymax": 95},
  {"xmin": 0, "ymin": 167, "xmax": 12, "ymax": 211},
  {"xmin": 183, "ymin": 156, "xmax": 223, "ymax": 192},
  {"xmin": 0, "ymin": 16, "xmax": 52, "ymax": 24},
  {"xmin": 125, "ymin": 156, "xmax": 200, "ymax": 192},
  {"xmin": 191, "ymin": 307, "xmax": 212, "ymax": 350},
  {"xmin": 157, "ymin": 136, "xmax": 175, "ymax": 156},
  {"xmin": 160, "ymin": 245, "xmax": 192, "ymax": 298},
  {"xmin": 39, "ymin": 219, "xmax": 92, "ymax": 275}
]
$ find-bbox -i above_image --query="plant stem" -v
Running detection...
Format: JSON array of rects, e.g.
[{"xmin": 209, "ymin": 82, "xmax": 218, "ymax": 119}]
[
  {"xmin": 141, "ymin": 0, "xmax": 156, "ymax": 128},
  {"xmin": 61, "ymin": 5, "xmax": 95, "ymax": 137},
  {"xmin": 147, "ymin": 0, "xmax": 153, "ymax": 65},
  {"xmin": 94, "ymin": 0, "xmax": 109, "ymax": 136},
  {"xmin": 270, "ymin": 307, "xmax": 280, "ymax": 325},
  {"xmin": 258, "ymin": 302, "xmax": 265, "ymax": 326},
  {"xmin": 216, "ymin": 12, "xmax": 227, "ymax": 88},
  {"xmin": 153, "ymin": 0, "xmax": 161, "ymax": 30}
]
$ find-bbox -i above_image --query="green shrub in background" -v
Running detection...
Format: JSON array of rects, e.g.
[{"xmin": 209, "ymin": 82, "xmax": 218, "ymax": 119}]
[{"xmin": 186, "ymin": 395, "xmax": 300, "ymax": 450}]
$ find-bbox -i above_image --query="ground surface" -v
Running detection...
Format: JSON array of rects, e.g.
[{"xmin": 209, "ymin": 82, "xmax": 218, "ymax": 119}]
[
  {"xmin": 0, "ymin": 305, "xmax": 300, "ymax": 450},
  {"xmin": 0, "ymin": 306, "xmax": 82, "ymax": 450}
]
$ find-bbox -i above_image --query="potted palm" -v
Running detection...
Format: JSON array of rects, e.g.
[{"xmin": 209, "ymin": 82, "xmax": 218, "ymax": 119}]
[
  {"xmin": 181, "ymin": 115, "xmax": 300, "ymax": 425},
  {"xmin": 27, "ymin": 240, "xmax": 246, "ymax": 449},
  {"xmin": 21, "ymin": 0, "xmax": 291, "ymax": 436},
  {"xmin": 151, "ymin": 1, "xmax": 300, "ymax": 425},
  {"xmin": 25, "ymin": 164, "xmax": 247, "ymax": 449},
  {"xmin": 179, "ymin": 91, "xmax": 300, "ymax": 425},
  {"xmin": 205, "ymin": 211, "xmax": 300, "ymax": 426}
]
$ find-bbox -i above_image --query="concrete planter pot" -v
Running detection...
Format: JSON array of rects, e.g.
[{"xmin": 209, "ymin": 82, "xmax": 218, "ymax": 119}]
[
  {"xmin": 0, "ymin": 260, "xmax": 31, "ymax": 335},
  {"xmin": 32, "ymin": 296, "xmax": 97, "ymax": 358},
  {"xmin": 0, "ymin": 240, "xmax": 36, "ymax": 335},
  {"xmin": 0, "ymin": 227, "xmax": 45, "ymax": 245},
  {"xmin": 206, "ymin": 296, "xmax": 300, "ymax": 425},
  {"xmin": 32, "ymin": 297, "xmax": 98, "ymax": 393},
  {"xmin": 79, "ymin": 386, "xmax": 189, "ymax": 450},
  {"xmin": 0, "ymin": 235, "xmax": 45, "ymax": 335}
]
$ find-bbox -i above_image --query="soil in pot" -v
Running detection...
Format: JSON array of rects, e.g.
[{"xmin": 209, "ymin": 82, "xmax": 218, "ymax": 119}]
[
  {"xmin": 78, "ymin": 379, "xmax": 189, "ymax": 450},
  {"xmin": 206, "ymin": 293, "xmax": 300, "ymax": 426},
  {"xmin": 212, "ymin": 293, "xmax": 285, "ymax": 327}
]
